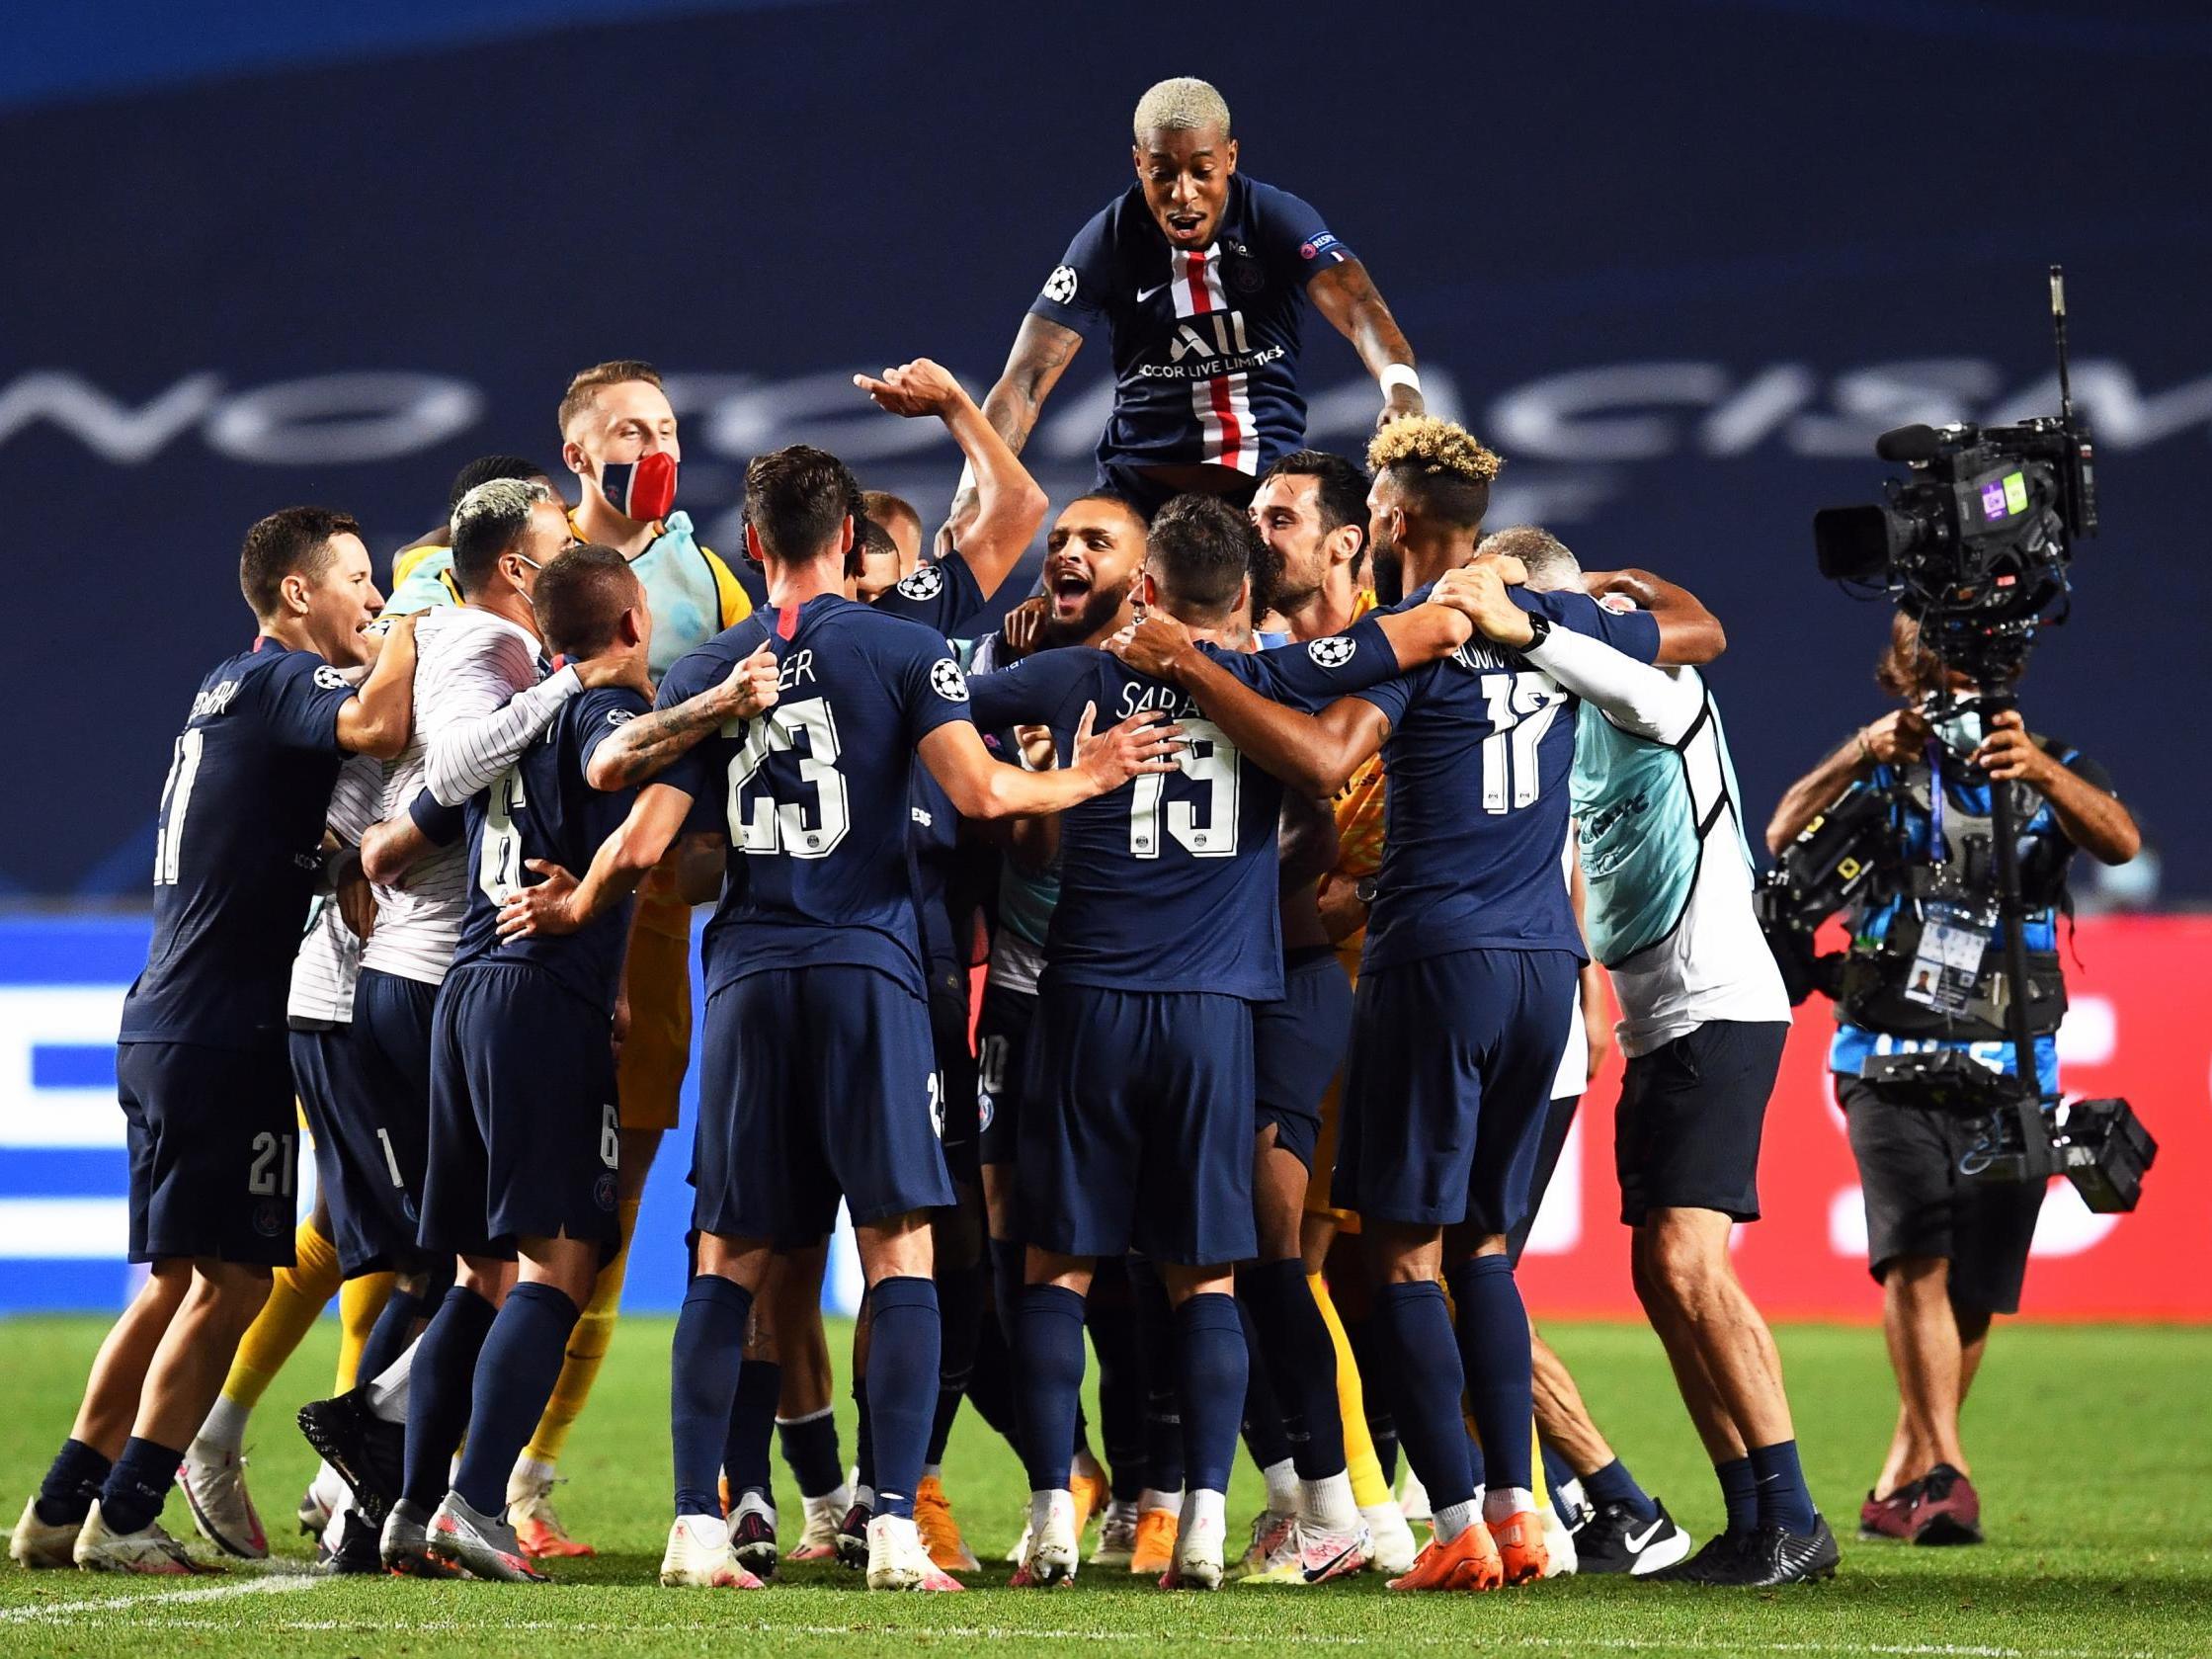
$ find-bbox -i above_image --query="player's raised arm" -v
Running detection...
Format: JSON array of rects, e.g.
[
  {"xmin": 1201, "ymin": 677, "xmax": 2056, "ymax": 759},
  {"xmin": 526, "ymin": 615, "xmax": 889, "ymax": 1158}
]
[
  {"xmin": 334, "ymin": 613, "xmax": 418, "ymax": 759},
  {"xmin": 583, "ymin": 643, "xmax": 779, "ymax": 791},
  {"xmin": 944, "ymin": 317, "xmax": 1086, "ymax": 550},
  {"xmin": 918, "ymin": 705, "xmax": 1180, "ymax": 821},
  {"xmin": 1580, "ymin": 567, "xmax": 1726, "ymax": 665},
  {"xmin": 496, "ymin": 781, "xmax": 697, "ymax": 939},
  {"xmin": 1111, "ymin": 612, "xmax": 1389, "ymax": 798},
  {"xmin": 856, "ymin": 358, "xmax": 1046, "ymax": 600},
  {"xmin": 1306, "ymin": 258, "xmax": 1425, "ymax": 429}
]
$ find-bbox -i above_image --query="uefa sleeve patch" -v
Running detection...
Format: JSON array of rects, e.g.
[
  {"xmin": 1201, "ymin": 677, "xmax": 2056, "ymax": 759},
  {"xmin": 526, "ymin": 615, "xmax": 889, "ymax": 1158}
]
[
  {"xmin": 1308, "ymin": 635, "xmax": 1357, "ymax": 669},
  {"xmin": 930, "ymin": 658, "xmax": 970, "ymax": 703},
  {"xmin": 1300, "ymin": 232, "xmax": 1341, "ymax": 261},
  {"xmin": 312, "ymin": 665, "xmax": 349, "ymax": 691},
  {"xmin": 1042, "ymin": 265, "xmax": 1079, "ymax": 303},
  {"xmin": 897, "ymin": 565, "xmax": 944, "ymax": 601}
]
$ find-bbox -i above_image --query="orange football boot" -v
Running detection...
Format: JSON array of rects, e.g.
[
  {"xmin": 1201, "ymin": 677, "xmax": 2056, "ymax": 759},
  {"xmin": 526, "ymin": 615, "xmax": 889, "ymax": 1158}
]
[
  {"xmin": 1386, "ymin": 1522, "xmax": 1504, "ymax": 1592},
  {"xmin": 1489, "ymin": 1510, "xmax": 1548, "ymax": 1585},
  {"xmin": 1128, "ymin": 1508, "xmax": 1179, "ymax": 1576}
]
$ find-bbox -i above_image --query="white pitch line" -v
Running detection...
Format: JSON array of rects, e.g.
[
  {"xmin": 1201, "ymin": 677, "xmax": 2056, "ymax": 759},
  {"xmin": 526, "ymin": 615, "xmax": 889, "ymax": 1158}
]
[
  {"xmin": 60, "ymin": 1613, "xmax": 2178, "ymax": 1659},
  {"xmin": 0, "ymin": 1572, "xmax": 321, "ymax": 1624}
]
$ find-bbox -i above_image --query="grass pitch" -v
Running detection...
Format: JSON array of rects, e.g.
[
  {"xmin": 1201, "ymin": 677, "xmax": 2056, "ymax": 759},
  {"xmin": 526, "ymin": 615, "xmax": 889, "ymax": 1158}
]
[{"xmin": 3, "ymin": 1314, "xmax": 2208, "ymax": 1657}]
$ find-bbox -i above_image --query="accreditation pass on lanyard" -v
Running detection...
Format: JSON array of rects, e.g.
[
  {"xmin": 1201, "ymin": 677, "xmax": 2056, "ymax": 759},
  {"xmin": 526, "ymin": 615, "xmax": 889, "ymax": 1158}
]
[{"xmin": 1904, "ymin": 739, "xmax": 1992, "ymax": 1016}]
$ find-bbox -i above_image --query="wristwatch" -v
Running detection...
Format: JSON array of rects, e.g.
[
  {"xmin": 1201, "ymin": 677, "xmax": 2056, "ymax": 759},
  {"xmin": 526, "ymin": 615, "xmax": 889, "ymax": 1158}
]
[
  {"xmin": 1354, "ymin": 875, "xmax": 1379, "ymax": 907},
  {"xmin": 1522, "ymin": 612, "xmax": 1553, "ymax": 650}
]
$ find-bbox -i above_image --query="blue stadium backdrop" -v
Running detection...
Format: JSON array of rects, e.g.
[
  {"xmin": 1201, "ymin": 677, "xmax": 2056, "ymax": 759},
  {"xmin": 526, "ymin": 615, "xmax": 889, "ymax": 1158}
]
[{"xmin": 3, "ymin": 0, "xmax": 2206, "ymax": 1311}]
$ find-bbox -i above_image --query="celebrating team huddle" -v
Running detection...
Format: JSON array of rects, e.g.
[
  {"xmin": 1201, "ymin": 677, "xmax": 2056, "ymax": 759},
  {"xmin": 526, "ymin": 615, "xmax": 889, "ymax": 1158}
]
[{"xmin": 9, "ymin": 77, "xmax": 1841, "ymax": 1598}]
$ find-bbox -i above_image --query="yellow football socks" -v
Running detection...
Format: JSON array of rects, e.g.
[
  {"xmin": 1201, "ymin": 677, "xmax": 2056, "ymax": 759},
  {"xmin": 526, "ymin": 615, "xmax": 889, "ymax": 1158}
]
[
  {"xmin": 1309, "ymin": 1271, "xmax": 1392, "ymax": 1511},
  {"xmin": 219, "ymin": 1218, "xmax": 342, "ymax": 1410},
  {"xmin": 335, "ymin": 1271, "xmax": 394, "ymax": 1392}
]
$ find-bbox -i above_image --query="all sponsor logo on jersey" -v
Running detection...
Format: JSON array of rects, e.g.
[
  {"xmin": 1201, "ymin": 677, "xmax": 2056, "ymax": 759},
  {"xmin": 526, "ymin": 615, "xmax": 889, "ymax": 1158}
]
[
  {"xmin": 929, "ymin": 658, "xmax": 968, "ymax": 703},
  {"xmin": 1041, "ymin": 264, "xmax": 1078, "ymax": 303},
  {"xmin": 1308, "ymin": 635, "xmax": 1358, "ymax": 670},
  {"xmin": 896, "ymin": 565, "xmax": 944, "ymax": 601}
]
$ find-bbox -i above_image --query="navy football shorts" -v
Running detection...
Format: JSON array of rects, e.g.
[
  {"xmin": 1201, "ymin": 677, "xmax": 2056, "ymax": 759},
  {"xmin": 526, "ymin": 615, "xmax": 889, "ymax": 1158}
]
[
  {"xmin": 1253, "ymin": 947, "xmax": 1352, "ymax": 1172},
  {"xmin": 1615, "ymin": 1020, "xmax": 1786, "ymax": 1227},
  {"xmin": 692, "ymin": 965, "xmax": 955, "ymax": 1244},
  {"xmin": 929, "ymin": 958, "xmax": 981, "ymax": 1187},
  {"xmin": 1337, "ymin": 947, "xmax": 1579, "ymax": 1233},
  {"xmin": 290, "ymin": 1020, "xmax": 433, "ymax": 1276},
  {"xmin": 117, "ymin": 1040, "xmax": 297, "ymax": 1267},
  {"xmin": 1019, "ymin": 979, "xmax": 1256, "ymax": 1267},
  {"xmin": 417, "ymin": 961, "xmax": 622, "ymax": 1261},
  {"xmin": 1505, "ymin": 1092, "xmax": 1581, "ymax": 1267},
  {"xmin": 353, "ymin": 967, "xmax": 439, "ymax": 1107},
  {"xmin": 974, "ymin": 980, "xmax": 1038, "ymax": 1170}
]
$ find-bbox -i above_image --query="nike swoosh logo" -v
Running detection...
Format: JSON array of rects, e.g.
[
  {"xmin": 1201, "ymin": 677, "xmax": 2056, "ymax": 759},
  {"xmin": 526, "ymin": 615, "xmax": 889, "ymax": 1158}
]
[
  {"xmin": 1624, "ymin": 1517, "xmax": 1667, "ymax": 1553},
  {"xmin": 1302, "ymin": 1542, "xmax": 1360, "ymax": 1582},
  {"xmin": 1137, "ymin": 282, "xmax": 1172, "ymax": 302}
]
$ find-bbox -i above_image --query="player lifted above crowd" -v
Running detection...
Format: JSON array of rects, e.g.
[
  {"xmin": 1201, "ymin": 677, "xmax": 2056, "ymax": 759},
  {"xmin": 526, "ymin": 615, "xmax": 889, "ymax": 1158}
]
[{"xmin": 947, "ymin": 76, "xmax": 1425, "ymax": 541}]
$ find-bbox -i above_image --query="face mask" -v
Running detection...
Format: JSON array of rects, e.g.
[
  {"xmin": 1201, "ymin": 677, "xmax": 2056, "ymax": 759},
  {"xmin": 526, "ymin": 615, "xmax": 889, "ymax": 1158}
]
[
  {"xmin": 599, "ymin": 452, "xmax": 677, "ymax": 522},
  {"xmin": 1930, "ymin": 707, "xmax": 1985, "ymax": 755}
]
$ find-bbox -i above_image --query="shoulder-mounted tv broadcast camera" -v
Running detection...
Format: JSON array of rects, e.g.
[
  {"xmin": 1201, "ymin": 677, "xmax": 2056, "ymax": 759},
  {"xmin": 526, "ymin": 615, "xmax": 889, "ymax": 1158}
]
[{"xmin": 1764, "ymin": 268, "xmax": 2153, "ymax": 1213}]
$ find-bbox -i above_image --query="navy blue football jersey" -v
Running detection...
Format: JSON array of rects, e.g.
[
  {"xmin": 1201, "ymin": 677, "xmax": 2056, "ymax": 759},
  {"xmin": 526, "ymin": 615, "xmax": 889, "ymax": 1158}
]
[
  {"xmin": 120, "ymin": 637, "xmax": 359, "ymax": 1050},
  {"xmin": 656, "ymin": 596, "xmax": 977, "ymax": 996},
  {"xmin": 1354, "ymin": 588, "xmax": 1662, "ymax": 971},
  {"xmin": 872, "ymin": 548, "xmax": 988, "ymax": 638},
  {"xmin": 967, "ymin": 617, "xmax": 1395, "ymax": 1001},
  {"xmin": 1027, "ymin": 175, "xmax": 1353, "ymax": 479},
  {"xmin": 452, "ymin": 684, "xmax": 649, "ymax": 1013}
]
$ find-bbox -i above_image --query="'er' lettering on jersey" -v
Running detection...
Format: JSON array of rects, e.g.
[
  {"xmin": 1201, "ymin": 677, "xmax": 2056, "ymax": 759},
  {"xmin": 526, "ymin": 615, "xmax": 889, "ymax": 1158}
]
[
  {"xmin": 967, "ymin": 618, "xmax": 1395, "ymax": 1002},
  {"xmin": 123, "ymin": 637, "xmax": 359, "ymax": 1050},
  {"xmin": 1030, "ymin": 175, "xmax": 1354, "ymax": 478},
  {"xmin": 454, "ymin": 686, "xmax": 650, "ymax": 1014},
  {"xmin": 653, "ymin": 596, "xmax": 976, "ymax": 997},
  {"xmin": 1353, "ymin": 586, "xmax": 1662, "ymax": 971}
]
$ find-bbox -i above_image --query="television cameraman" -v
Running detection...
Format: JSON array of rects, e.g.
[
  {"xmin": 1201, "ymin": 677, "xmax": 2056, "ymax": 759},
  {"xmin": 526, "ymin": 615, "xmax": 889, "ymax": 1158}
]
[{"xmin": 1766, "ymin": 613, "xmax": 2138, "ymax": 1548}]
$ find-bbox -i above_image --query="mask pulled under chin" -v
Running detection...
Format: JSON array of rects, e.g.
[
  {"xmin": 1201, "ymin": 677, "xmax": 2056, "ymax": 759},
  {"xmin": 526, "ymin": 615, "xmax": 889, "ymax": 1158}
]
[{"xmin": 601, "ymin": 452, "xmax": 678, "ymax": 522}]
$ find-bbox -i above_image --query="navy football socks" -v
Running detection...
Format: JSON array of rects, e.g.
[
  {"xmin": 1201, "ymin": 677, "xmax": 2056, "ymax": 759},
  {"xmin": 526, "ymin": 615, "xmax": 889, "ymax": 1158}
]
[
  {"xmin": 723, "ymin": 1357, "xmax": 781, "ymax": 1502},
  {"xmin": 1127, "ymin": 1257, "xmax": 1186, "ymax": 1495},
  {"xmin": 959, "ymin": 1309, "xmax": 1024, "ymax": 1451},
  {"xmin": 1086, "ymin": 1263, "xmax": 1147, "ymax": 1501},
  {"xmin": 355, "ymin": 1269, "xmax": 446, "ymax": 1397},
  {"xmin": 864, "ymin": 1275, "xmax": 941, "ymax": 1521},
  {"xmin": 1243, "ymin": 1257, "xmax": 1346, "ymax": 1479},
  {"xmin": 94, "ymin": 1437, "xmax": 185, "ymax": 1536},
  {"xmin": 451, "ymin": 1282, "xmax": 579, "ymax": 1517},
  {"xmin": 987, "ymin": 1236, "xmax": 1024, "ymax": 1349},
  {"xmin": 1014, "ymin": 1284, "xmax": 1087, "ymax": 1492},
  {"xmin": 1377, "ymin": 1280, "xmax": 1477, "ymax": 1512},
  {"xmin": 400, "ymin": 1286, "xmax": 499, "ymax": 1510},
  {"xmin": 1448, "ymin": 1254, "xmax": 1536, "ymax": 1494},
  {"xmin": 34, "ymin": 1437, "xmax": 111, "ymax": 1528},
  {"xmin": 1584, "ymin": 1456, "xmax": 1660, "ymax": 1524},
  {"xmin": 669, "ymin": 1274, "xmax": 752, "ymax": 1519},
  {"xmin": 1239, "ymin": 1299, "xmax": 1297, "ymax": 1475},
  {"xmin": 928, "ymin": 1257, "xmax": 986, "ymax": 1465},
  {"xmin": 777, "ymin": 1408, "xmax": 845, "ymax": 1501},
  {"xmin": 1175, "ymin": 1292, "xmax": 1248, "ymax": 1496},
  {"xmin": 1716, "ymin": 1453, "xmax": 1759, "ymax": 1534},
  {"xmin": 1750, "ymin": 1439, "xmax": 1819, "ymax": 1535},
  {"xmin": 1345, "ymin": 1311, "xmax": 1400, "ymax": 1486}
]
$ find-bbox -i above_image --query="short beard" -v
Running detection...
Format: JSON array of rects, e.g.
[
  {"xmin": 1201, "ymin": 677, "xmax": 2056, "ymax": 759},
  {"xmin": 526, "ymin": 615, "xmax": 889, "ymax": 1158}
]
[
  {"xmin": 1368, "ymin": 537, "xmax": 1405, "ymax": 607},
  {"xmin": 1044, "ymin": 582, "xmax": 1128, "ymax": 648}
]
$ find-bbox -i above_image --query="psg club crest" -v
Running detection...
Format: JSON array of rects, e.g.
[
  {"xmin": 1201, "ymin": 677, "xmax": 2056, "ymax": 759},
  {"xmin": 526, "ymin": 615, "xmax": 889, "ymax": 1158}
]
[
  {"xmin": 252, "ymin": 1199, "xmax": 287, "ymax": 1238},
  {"xmin": 1042, "ymin": 264, "xmax": 1078, "ymax": 303},
  {"xmin": 1308, "ymin": 635, "xmax": 1358, "ymax": 669},
  {"xmin": 1224, "ymin": 254, "xmax": 1264, "ymax": 295},
  {"xmin": 930, "ymin": 659, "xmax": 969, "ymax": 703},
  {"xmin": 594, "ymin": 1172, "xmax": 618, "ymax": 1212},
  {"xmin": 897, "ymin": 565, "xmax": 944, "ymax": 601}
]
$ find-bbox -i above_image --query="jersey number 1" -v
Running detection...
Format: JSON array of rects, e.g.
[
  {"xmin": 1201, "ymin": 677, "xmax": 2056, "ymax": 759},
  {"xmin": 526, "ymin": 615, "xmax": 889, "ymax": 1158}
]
[
  {"xmin": 477, "ymin": 766, "xmax": 528, "ymax": 904},
  {"xmin": 153, "ymin": 727, "xmax": 205, "ymax": 885}
]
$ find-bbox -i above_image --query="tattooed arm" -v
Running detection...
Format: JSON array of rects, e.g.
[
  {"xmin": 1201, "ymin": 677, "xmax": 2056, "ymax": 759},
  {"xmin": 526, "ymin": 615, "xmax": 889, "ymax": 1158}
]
[
  {"xmin": 583, "ymin": 643, "xmax": 780, "ymax": 791},
  {"xmin": 941, "ymin": 315, "xmax": 1085, "ymax": 551},
  {"xmin": 1306, "ymin": 258, "xmax": 1424, "ymax": 426}
]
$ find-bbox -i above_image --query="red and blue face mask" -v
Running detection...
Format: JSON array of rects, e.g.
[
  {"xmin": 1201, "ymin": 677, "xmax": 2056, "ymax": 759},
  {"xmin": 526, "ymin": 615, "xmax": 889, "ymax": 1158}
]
[{"xmin": 599, "ymin": 451, "xmax": 678, "ymax": 522}]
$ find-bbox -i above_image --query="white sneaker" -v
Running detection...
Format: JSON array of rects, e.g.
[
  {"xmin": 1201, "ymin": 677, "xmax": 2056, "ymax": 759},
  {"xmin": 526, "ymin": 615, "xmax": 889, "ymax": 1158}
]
[
  {"xmin": 1011, "ymin": 1490, "xmax": 1078, "ymax": 1588},
  {"xmin": 660, "ymin": 1514, "xmax": 766, "ymax": 1589},
  {"xmin": 1164, "ymin": 1503, "xmax": 1225, "ymax": 1591},
  {"xmin": 787, "ymin": 1488, "xmax": 848, "ymax": 1561},
  {"xmin": 426, "ymin": 1490, "xmax": 545, "ymax": 1583},
  {"xmin": 1360, "ymin": 1501, "xmax": 1420, "ymax": 1576},
  {"xmin": 1237, "ymin": 1516, "xmax": 1369, "ymax": 1586},
  {"xmin": 1229, "ymin": 1507, "xmax": 1294, "ymax": 1579},
  {"xmin": 1091, "ymin": 1498, "xmax": 1138, "ymax": 1567},
  {"xmin": 1397, "ymin": 1466, "xmax": 1432, "ymax": 1524},
  {"xmin": 179, "ymin": 1439, "xmax": 268, "ymax": 1560},
  {"xmin": 864, "ymin": 1514, "xmax": 964, "ymax": 1591},
  {"xmin": 1541, "ymin": 1497, "xmax": 1579, "ymax": 1577},
  {"xmin": 9, "ymin": 1496, "xmax": 80, "ymax": 1569},
  {"xmin": 72, "ymin": 1501, "xmax": 207, "ymax": 1575}
]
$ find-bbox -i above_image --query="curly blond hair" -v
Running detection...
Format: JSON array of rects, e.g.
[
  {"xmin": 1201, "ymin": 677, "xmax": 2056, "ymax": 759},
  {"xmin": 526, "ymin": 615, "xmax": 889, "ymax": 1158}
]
[{"xmin": 1365, "ymin": 416, "xmax": 1503, "ymax": 484}]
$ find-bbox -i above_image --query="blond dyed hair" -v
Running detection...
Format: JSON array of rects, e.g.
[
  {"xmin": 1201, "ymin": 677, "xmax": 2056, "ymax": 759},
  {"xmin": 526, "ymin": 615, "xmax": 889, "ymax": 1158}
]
[
  {"xmin": 1134, "ymin": 77, "xmax": 1231, "ymax": 138},
  {"xmin": 1366, "ymin": 416, "xmax": 1503, "ymax": 484}
]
